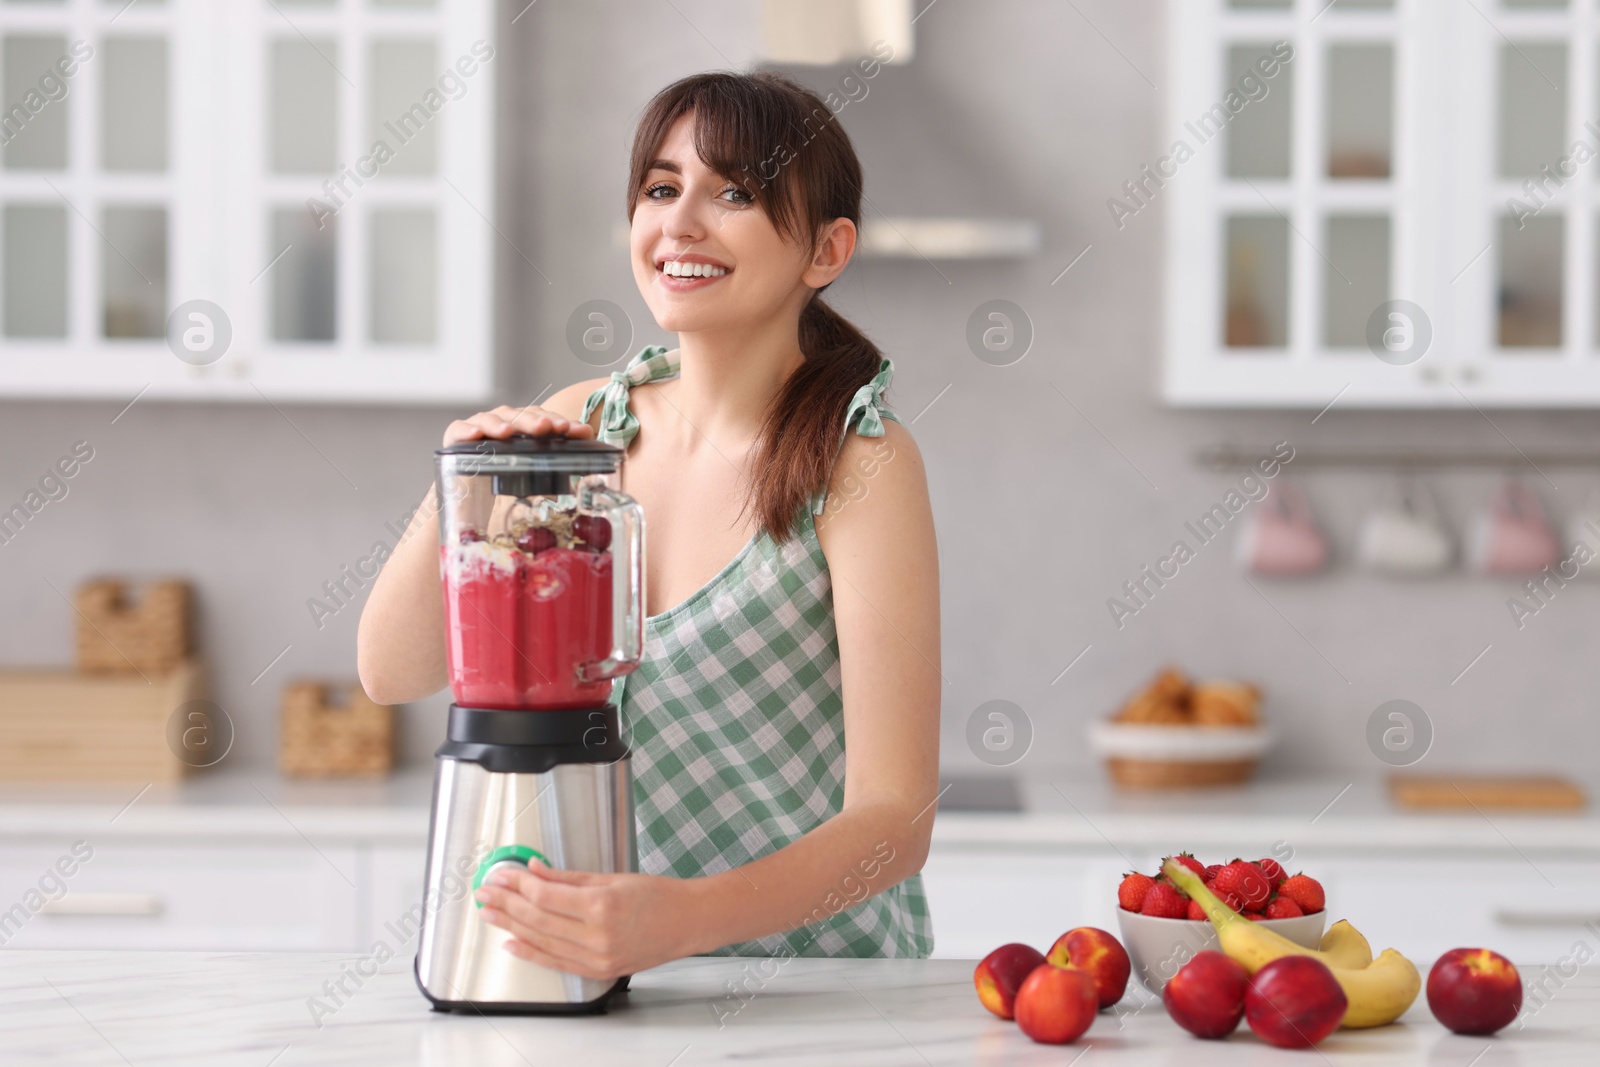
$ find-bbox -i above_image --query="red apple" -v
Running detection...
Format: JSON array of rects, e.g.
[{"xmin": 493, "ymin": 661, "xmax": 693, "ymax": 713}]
[
  {"xmin": 1014, "ymin": 962, "xmax": 1099, "ymax": 1044},
  {"xmin": 1245, "ymin": 956, "xmax": 1347, "ymax": 1049},
  {"xmin": 1045, "ymin": 926, "xmax": 1131, "ymax": 1009},
  {"xmin": 973, "ymin": 943, "xmax": 1046, "ymax": 1020},
  {"xmin": 1427, "ymin": 948, "xmax": 1523, "ymax": 1035},
  {"xmin": 1163, "ymin": 951, "xmax": 1250, "ymax": 1039}
]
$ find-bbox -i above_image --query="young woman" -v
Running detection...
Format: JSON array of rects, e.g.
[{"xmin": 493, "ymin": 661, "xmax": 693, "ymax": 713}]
[{"xmin": 358, "ymin": 71, "xmax": 940, "ymax": 978}]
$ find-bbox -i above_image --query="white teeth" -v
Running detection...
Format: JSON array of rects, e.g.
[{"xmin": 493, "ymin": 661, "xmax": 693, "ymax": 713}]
[{"xmin": 661, "ymin": 260, "xmax": 729, "ymax": 278}]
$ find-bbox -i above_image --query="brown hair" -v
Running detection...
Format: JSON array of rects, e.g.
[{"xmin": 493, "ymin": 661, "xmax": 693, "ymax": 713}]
[{"xmin": 626, "ymin": 71, "xmax": 886, "ymax": 543}]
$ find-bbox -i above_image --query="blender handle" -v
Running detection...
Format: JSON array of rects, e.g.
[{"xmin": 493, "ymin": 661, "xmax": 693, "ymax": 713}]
[{"xmin": 576, "ymin": 485, "xmax": 645, "ymax": 683}]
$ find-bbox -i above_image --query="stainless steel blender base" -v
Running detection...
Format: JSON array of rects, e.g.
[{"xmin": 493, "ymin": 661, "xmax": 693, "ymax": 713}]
[{"xmin": 414, "ymin": 747, "xmax": 636, "ymax": 1012}]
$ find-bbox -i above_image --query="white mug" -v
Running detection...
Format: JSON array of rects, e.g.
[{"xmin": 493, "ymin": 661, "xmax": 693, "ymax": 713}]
[
  {"xmin": 1564, "ymin": 494, "xmax": 1600, "ymax": 579},
  {"xmin": 1357, "ymin": 477, "xmax": 1453, "ymax": 576}
]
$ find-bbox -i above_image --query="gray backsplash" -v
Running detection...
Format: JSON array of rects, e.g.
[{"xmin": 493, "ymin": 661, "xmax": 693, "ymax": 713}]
[{"xmin": 1, "ymin": 1, "xmax": 1594, "ymax": 777}]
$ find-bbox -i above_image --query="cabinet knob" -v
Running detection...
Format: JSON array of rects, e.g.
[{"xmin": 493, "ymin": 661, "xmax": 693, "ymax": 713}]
[{"xmin": 1493, "ymin": 909, "xmax": 1600, "ymax": 928}]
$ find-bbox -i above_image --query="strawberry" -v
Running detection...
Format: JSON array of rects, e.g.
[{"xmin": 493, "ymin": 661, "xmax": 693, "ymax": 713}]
[
  {"xmin": 1256, "ymin": 857, "xmax": 1287, "ymax": 888},
  {"xmin": 1140, "ymin": 882, "xmax": 1189, "ymax": 919},
  {"xmin": 1118, "ymin": 872, "xmax": 1155, "ymax": 912},
  {"xmin": 1265, "ymin": 895, "xmax": 1304, "ymax": 920},
  {"xmin": 1215, "ymin": 889, "xmax": 1245, "ymax": 913},
  {"xmin": 1244, "ymin": 912, "xmax": 1266, "ymax": 922},
  {"xmin": 1171, "ymin": 853, "xmax": 1206, "ymax": 879},
  {"xmin": 1212, "ymin": 861, "xmax": 1272, "ymax": 910},
  {"xmin": 1279, "ymin": 874, "xmax": 1325, "ymax": 914},
  {"xmin": 1203, "ymin": 864, "xmax": 1223, "ymax": 881},
  {"xmin": 1185, "ymin": 898, "xmax": 1206, "ymax": 921}
]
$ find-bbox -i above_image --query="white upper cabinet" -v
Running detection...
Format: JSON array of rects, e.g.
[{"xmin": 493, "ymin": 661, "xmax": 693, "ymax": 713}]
[
  {"xmin": 0, "ymin": 0, "xmax": 494, "ymax": 404},
  {"xmin": 1165, "ymin": 0, "xmax": 1600, "ymax": 408}
]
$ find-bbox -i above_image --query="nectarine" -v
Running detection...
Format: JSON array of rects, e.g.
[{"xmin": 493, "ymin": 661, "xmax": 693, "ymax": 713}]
[
  {"xmin": 1244, "ymin": 956, "xmax": 1346, "ymax": 1049},
  {"xmin": 974, "ymin": 943, "xmax": 1046, "ymax": 1020},
  {"xmin": 1427, "ymin": 948, "xmax": 1522, "ymax": 1035},
  {"xmin": 1163, "ymin": 951, "xmax": 1249, "ymax": 1039},
  {"xmin": 1045, "ymin": 926, "xmax": 1131, "ymax": 1009},
  {"xmin": 1015, "ymin": 962, "xmax": 1098, "ymax": 1044}
]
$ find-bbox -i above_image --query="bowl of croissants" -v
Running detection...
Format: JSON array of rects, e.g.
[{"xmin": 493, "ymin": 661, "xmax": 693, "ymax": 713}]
[{"xmin": 1087, "ymin": 667, "xmax": 1273, "ymax": 788}]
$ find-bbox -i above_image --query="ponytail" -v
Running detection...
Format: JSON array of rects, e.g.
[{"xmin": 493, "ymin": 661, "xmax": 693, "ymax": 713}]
[{"xmin": 742, "ymin": 297, "xmax": 885, "ymax": 542}]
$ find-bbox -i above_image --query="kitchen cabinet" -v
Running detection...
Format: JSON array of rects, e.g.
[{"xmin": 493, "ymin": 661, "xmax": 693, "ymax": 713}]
[
  {"xmin": 3, "ymin": 772, "xmax": 1596, "ymax": 962},
  {"xmin": 0, "ymin": 0, "xmax": 495, "ymax": 404},
  {"xmin": 364, "ymin": 844, "xmax": 430, "ymax": 951},
  {"xmin": 1308, "ymin": 853, "xmax": 1600, "ymax": 964},
  {"xmin": 0, "ymin": 842, "xmax": 362, "ymax": 951},
  {"xmin": 925, "ymin": 844, "xmax": 1600, "ymax": 967},
  {"xmin": 917, "ymin": 847, "xmax": 1134, "ymax": 958},
  {"xmin": 1166, "ymin": 0, "xmax": 1600, "ymax": 407}
]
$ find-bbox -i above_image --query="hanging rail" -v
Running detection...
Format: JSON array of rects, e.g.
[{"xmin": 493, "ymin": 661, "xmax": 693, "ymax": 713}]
[{"xmin": 1194, "ymin": 445, "xmax": 1600, "ymax": 470}]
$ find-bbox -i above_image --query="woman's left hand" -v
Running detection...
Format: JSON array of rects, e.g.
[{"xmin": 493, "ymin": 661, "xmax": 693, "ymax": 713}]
[{"xmin": 474, "ymin": 863, "xmax": 702, "ymax": 980}]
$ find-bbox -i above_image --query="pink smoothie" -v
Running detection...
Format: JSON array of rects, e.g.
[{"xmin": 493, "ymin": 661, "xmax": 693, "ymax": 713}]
[{"xmin": 441, "ymin": 539, "xmax": 615, "ymax": 709}]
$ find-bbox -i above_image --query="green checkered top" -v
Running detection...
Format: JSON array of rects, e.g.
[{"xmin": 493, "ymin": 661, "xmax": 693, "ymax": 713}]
[{"xmin": 581, "ymin": 345, "xmax": 934, "ymax": 958}]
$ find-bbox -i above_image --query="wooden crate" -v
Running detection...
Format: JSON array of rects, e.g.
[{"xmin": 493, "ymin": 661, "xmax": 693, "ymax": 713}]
[
  {"xmin": 0, "ymin": 660, "xmax": 202, "ymax": 783},
  {"xmin": 75, "ymin": 578, "xmax": 192, "ymax": 675},
  {"xmin": 280, "ymin": 681, "xmax": 395, "ymax": 779}
]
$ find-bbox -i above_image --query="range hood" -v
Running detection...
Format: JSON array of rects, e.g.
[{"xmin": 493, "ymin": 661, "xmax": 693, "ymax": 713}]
[
  {"xmin": 761, "ymin": 0, "xmax": 915, "ymax": 65},
  {"xmin": 611, "ymin": 216, "xmax": 1039, "ymax": 261}
]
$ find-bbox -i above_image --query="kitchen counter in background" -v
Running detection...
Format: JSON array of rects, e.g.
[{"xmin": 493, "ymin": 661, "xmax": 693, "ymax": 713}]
[
  {"xmin": 3, "ymin": 951, "xmax": 1596, "ymax": 1066},
  {"xmin": 4, "ymin": 766, "xmax": 1598, "ymax": 850},
  {"xmin": 3, "ymin": 767, "xmax": 1598, "ymax": 963}
]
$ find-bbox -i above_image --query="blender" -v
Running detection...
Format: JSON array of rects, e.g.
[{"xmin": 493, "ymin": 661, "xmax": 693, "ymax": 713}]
[{"xmin": 414, "ymin": 434, "xmax": 644, "ymax": 1013}]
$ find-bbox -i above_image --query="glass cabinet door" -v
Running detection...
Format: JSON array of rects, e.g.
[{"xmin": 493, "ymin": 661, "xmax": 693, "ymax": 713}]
[
  {"xmin": 1453, "ymin": 0, "xmax": 1600, "ymax": 401},
  {"xmin": 0, "ymin": 0, "xmax": 495, "ymax": 403},
  {"xmin": 1167, "ymin": 0, "xmax": 1600, "ymax": 407},
  {"xmin": 1168, "ymin": 0, "xmax": 1417, "ymax": 405}
]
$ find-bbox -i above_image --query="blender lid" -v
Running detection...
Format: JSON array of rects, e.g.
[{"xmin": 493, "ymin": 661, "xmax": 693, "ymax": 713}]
[{"xmin": 436, "ymin": 433, "xmax": 624, "ymax": 473}]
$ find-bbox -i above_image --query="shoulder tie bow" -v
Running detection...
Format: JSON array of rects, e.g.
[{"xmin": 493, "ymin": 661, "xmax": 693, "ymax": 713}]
[
  {"xmin": 810, "ymin": 356, "xmax": 902, "ymax": 515},
  {"xmin": 580, "ymin": 345, "xmax": 679, "ymax": 446}
]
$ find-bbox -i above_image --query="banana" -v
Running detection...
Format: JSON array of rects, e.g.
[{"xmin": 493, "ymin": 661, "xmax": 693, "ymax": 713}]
[
  {"xmin": 1325, "ymin": 949, "xmax": 1424, "ymax": 1029},
  {"xmin": 1162, "ymin": 859, "xmax": 1419, "ymax": 1029},
  {"xmin": 1319, "ymin": 919, "xmax": 1373, "ymax": 970}
]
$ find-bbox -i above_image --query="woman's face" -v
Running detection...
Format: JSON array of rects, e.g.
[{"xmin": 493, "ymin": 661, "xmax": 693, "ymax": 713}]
[{"xmin": 631, "ymin": 113, "xmax": 843, "ymax": 337}]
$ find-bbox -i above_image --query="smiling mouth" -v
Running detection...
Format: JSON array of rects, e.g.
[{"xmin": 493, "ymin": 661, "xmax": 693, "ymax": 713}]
[{"xmin": 656, "ymin": 260, "xmax": 732, "ymax": 279}]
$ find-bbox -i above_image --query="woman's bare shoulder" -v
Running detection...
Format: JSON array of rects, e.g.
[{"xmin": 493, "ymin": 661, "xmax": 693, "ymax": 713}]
[
  {"xmin": 541, "ymin": 377, "xmax": 614, "ymax": 430},
  {"xmin": 814, "ymin": 419, "xmax": 929, "ymax": 541}
]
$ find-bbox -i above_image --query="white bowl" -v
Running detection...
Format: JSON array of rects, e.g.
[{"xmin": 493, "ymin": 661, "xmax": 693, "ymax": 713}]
[
  {"xmin": 1088, "ymin": 721, "xmax": 1274, "ymax": 761},
  {"xmin": 1116, "ymin": 908, "xmax": 1326, "ymax": 993}
]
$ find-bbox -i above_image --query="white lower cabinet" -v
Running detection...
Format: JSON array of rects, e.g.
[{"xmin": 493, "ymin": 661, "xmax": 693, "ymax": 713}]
[
  {"xmin": 919, "ymin": 846, "xmax": 1600, "ymax": 965},
  {"xmin": 1307, "ymin": 855, "xmax": 1600, "ymax": 966},
  {"xmin": 918, "ymin": 849, "xmax": 1135, "ymax": 959},
  {"xmin": 0, "ymin": 842, "xmax": 364, "ymax": 951},
  {"xmin": 5, "ymin": 834, "xmax": 1596, "ymax": 965},
  {"xmin": 362, "ymin": 846, "xmax": 430, "ymax": 954}
]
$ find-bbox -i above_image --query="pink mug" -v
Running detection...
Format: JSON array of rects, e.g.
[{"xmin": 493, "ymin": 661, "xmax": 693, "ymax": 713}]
[
  {"xmin": 1469, "ymin": 480, "xmax": 1560, "ymax": 575},
  {"xmin": 1236, "ymin": 481, "xmax": 1330, "ymax": 576}
]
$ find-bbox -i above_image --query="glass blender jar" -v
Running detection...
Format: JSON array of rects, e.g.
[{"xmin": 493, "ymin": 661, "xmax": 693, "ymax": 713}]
[{"xmin": 434, "ymin": 435, "xmax": 644, "ymax": 711}]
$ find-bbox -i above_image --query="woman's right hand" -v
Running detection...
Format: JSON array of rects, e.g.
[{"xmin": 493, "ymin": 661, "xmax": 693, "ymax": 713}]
[{"xmin": 442, "ymin": 404, "xmax": 596, "ymax": 447}]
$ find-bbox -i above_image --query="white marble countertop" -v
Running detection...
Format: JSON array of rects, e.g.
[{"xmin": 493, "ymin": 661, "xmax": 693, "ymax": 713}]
[
  {"xmin": 2, "ymin": 950, "xmax": 1593, "ymax": 1066},
  {"xmin": 1, "ymin": 766, "xmax": 1595, "ymax": 859}
]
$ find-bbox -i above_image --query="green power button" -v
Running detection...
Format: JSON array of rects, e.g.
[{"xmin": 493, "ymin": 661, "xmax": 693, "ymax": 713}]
[{"xmin": 473, "ymin": 844, "xmax": 551, "ymax": 907}]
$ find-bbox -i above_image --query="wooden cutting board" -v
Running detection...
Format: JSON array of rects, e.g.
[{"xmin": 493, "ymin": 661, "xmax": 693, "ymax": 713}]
[
  {"xmin": 0, "ymin": 660, "xmax": 201, "ymax": 783},
  {"xmin": 1389, "ymin": 773, "xmax": 1587, "ymax": 811}
]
